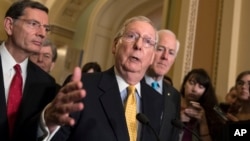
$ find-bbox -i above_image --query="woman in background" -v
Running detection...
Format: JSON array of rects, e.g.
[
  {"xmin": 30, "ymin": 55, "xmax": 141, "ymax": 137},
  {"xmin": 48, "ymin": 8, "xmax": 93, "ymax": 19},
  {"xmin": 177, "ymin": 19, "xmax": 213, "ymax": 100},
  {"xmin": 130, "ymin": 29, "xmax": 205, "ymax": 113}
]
[
  {"xmin": 179, "ymin": 68, "xmax": 221, "ymax": 141},
  {"xmin": 227, "ymin": 70, "xmax": 250, "ymax": 121}
]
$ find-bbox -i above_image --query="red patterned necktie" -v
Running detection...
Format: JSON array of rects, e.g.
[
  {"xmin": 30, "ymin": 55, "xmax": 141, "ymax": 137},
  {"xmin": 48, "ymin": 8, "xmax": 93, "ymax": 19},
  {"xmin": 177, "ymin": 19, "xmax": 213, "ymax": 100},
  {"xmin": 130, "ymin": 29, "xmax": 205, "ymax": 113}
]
[{"xmin": 7, "ymin": 64, "xmax": 23, "ymax": 138}]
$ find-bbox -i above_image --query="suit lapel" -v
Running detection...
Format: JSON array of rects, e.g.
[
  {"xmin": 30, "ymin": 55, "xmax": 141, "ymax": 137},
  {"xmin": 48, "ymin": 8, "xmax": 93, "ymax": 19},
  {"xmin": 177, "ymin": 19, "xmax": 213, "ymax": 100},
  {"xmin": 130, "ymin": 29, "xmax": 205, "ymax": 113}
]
[
  {"xmin": 0, "ymin": 56, "xmax": 9, "ymax": 141},
  {"xmin": 159, "ymin": 82, "xmax": 180, "ymax": 140},
  {"xmin": 98, "ymin": 67, "xmax": 129, "ymax": 141},
  {"xmin": 140, "ymin": 81, "xmax": 163, "ymax": 141}
]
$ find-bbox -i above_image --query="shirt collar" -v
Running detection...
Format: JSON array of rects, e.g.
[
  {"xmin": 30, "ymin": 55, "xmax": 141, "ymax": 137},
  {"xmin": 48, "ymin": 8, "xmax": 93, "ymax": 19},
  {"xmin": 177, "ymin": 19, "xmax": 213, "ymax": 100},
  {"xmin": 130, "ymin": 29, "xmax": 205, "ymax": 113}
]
[
  {"xmin": 0, "ymin": 42, "xmax": 28, "ymax": 75},
  {"xmin": 114, "ymin": 67, "xmax": 141, "ymax": 97}
]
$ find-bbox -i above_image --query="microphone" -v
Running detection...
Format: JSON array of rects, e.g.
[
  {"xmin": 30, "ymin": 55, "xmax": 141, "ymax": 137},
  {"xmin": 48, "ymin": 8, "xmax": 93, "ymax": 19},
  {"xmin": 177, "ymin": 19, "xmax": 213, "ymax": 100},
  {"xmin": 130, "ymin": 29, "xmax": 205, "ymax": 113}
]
[
  {"xmin": 136, "ymin": 113, "xmax": 160, "ymax": 141},
  {"xmin": 171, "ymin": 119, "xmax": 201, "ymax": 141}
]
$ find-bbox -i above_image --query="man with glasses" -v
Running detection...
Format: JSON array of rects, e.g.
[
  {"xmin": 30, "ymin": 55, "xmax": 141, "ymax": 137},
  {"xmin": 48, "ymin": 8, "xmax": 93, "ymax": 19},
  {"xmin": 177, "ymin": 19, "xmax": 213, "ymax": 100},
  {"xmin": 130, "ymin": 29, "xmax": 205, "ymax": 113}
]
[
  {"xmin": 0, "ymin": 1, "xmax": 58, "ymax": 141},
  {"xmin": 40, "ymin": 16, "xmax": 169, "ymax": 141}
]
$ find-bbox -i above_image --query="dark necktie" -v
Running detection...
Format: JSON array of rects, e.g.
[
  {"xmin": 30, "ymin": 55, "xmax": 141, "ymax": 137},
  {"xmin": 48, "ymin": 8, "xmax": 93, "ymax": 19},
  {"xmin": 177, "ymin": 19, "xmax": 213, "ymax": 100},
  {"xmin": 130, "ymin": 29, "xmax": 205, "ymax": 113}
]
[{"xmin": 7, "ymin": 64, "xmax": 23, "ymax": 138}]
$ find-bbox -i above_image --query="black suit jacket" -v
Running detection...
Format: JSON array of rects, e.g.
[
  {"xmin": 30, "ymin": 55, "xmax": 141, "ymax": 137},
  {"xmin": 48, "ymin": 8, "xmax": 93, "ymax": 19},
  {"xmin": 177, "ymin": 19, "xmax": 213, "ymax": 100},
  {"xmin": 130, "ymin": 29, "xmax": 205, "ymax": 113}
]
[
  {"xmin": 52, "ymin": 67, "xmax": 164, "ymax": 141},
  {"xmin": 0, "ymin": 58, "xmax": 57, "ymax": 141},
  {"xmin": 159, "ymin": 82, "xmax": 181, "ymax": 141}
]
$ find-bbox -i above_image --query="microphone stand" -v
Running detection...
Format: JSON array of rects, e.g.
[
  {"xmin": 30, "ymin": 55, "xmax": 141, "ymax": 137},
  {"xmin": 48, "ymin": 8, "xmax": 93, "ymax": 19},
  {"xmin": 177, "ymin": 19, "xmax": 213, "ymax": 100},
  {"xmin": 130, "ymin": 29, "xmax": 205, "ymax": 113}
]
[
  {"xmin": 136, "ymin": 113, "xmax": 160, "ymax": 141},
  {"xmin": 171, "ymin": 119, "xmax": 201, "ymax": 141}
]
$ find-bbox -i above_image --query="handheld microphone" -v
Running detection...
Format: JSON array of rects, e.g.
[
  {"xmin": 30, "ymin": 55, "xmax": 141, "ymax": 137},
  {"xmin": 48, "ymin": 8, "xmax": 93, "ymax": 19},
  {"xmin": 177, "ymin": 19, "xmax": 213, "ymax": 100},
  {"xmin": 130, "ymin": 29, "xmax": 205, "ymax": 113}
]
[
  {"xmin": 171, "ymin": 119, "xmax": 201, "ymax": 141},
  {"xmin": 136, "ymin": 113, "xmax": 160, "ymax": 141}
]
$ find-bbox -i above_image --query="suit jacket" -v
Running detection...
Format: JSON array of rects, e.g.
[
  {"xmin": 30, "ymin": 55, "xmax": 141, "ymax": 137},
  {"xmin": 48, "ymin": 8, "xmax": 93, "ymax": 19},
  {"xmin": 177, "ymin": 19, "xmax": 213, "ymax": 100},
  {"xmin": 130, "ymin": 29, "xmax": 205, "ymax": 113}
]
[
  {"xmin": 0, "ymin": 58, "xmax": 57, "ymax": 141},
  {"xmin": 52, "ymin": 67, "xmax": 164, "ymax": 141},
  {"xmin": 159, "ymin": 81, "xmax": 181, "ymax": 141}
]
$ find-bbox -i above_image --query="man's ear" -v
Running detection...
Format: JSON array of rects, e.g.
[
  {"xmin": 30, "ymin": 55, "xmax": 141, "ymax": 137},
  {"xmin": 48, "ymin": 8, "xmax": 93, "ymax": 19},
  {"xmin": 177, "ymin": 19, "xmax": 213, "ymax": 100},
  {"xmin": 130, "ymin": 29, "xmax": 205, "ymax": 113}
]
[
  {"xmin": 49, "ymin": 62, "xmax": 55, "ymax": 72},
  {"xmin": 4, "ymin": 17, "xmax": 14, "ymax": 35},
  {"xmin": 112, "ymin": 39, "xmax": 119, "ymax": 54}
]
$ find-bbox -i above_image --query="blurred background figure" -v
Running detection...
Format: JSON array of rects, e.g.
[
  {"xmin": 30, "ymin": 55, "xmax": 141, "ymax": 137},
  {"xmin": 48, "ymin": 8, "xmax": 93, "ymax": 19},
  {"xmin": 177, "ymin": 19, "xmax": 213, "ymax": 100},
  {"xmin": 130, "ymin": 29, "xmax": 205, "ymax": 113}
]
[
  {"xmin": 227, "ymin": 70, "xmax": 250, "ymax": 121},
  {"xmin": 81, "ymin": 62, "xmax": 101, "ymax": 73},
  {"xmin": 225, "ymin": 86, "xmax": 238, "ymax": 105},
  {"xmin": 219, "ymin": 86, "xmax": 237, "ymax": 113},
  {"xmin": 30, "ymin": 38, "xmax": 58, "ymax": 73},
  {"xmin": 29, "ymin": 38, "xmax": 61, "ymax": 89},
  {"xmin": 179, "ymin": 68, "xmax": 221, "ymax": 141}
]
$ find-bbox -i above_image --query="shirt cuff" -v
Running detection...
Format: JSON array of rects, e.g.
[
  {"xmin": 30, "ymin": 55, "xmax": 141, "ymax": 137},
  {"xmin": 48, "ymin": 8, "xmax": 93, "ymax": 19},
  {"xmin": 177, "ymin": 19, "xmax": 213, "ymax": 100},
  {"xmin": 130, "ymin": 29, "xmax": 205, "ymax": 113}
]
[{"xmin": 38, "ymin": 103, "xmax": 60, "ymax": 141}]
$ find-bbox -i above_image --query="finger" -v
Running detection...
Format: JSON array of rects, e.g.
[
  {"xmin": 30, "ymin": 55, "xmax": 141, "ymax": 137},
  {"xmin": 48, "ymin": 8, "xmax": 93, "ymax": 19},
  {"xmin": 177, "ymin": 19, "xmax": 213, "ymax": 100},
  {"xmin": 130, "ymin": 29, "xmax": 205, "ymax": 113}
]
[
  {"xmin": 71, "ymin": 67, "xmax": 82, "ymax": 82},
  {"xmin": 56, "ymin": 101, "xmax": 84, "ymax": 114},
  {"xmin": 60, "ymin": 116, "xmax": 76, "ymax": 126},
  {"xmin": 60, "ymin": 80, "xmax": 83, "ymax": 93},
  {"xmin": 226, "ymin": 113, "xmax": 239, "ymax": 122},
  {"xmin": 189, "ymin": 101, "xmax": 202, "ymax": 110},
  {"xmin": 59, "ymin": 89, "xmax": 86, "ymax": 103}
]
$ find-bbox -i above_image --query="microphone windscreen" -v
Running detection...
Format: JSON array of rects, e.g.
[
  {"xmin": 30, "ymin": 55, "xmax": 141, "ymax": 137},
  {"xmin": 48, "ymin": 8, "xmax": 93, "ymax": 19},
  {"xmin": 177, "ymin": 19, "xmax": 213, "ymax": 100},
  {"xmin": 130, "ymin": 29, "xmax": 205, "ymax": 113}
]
[
  {"xmin": 171, "ymin": 119, "xmax": 184, "ymax": 129},
  {"xmin": 136, "ymin": 113, "xmax": 149, "ymax": 125}
]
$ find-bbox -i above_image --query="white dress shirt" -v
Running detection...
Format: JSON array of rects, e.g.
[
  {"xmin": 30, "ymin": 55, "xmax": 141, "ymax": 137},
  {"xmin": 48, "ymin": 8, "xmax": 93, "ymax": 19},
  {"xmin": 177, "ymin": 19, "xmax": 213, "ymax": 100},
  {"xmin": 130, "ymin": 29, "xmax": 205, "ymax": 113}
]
[{"xmin": 0, "ymin": 42, "xmax": 28, "ymax": 102}]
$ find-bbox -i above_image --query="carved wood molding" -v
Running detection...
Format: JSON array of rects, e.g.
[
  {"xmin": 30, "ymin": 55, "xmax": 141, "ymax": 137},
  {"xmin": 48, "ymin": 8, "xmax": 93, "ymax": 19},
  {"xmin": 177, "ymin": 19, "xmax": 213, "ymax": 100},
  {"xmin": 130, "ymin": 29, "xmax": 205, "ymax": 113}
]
[
  {"xmin": 183, "ymin": 0, "xmax": 199, "ymax": 75},
  {"xmin": 212, "ymin": 0, "xmax": 224, "ymax": 87}
]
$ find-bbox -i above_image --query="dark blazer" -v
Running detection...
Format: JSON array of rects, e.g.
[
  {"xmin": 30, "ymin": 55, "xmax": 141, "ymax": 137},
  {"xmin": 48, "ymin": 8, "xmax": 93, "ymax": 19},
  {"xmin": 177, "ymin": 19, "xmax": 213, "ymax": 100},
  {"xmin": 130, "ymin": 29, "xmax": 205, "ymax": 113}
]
[
  {"xmin": 159, "ymin": 82, "xmax": 181, "ymax": 141},
  {"xmin": 52, "ymin": 67, "xmax": 164, "ymax": 141},
  {"xmin": 0, "ymin": 58, "xmax": 57, "ymax": 141}
]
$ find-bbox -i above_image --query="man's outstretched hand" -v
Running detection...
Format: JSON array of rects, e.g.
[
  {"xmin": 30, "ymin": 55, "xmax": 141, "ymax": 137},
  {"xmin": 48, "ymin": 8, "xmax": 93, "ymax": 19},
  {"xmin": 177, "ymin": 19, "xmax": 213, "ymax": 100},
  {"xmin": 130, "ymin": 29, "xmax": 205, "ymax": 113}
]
[{"xmin": 44, "ymin": 67, "xmax": 86, "ymax": 132}]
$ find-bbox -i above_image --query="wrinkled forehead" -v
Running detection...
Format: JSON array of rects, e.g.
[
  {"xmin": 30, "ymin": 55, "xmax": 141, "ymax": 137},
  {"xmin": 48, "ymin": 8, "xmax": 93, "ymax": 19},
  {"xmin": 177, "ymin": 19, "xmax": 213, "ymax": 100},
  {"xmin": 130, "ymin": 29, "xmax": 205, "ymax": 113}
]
[{"xmin": 125, "ymin": 21, "xmax": 156, "ymax": 38}]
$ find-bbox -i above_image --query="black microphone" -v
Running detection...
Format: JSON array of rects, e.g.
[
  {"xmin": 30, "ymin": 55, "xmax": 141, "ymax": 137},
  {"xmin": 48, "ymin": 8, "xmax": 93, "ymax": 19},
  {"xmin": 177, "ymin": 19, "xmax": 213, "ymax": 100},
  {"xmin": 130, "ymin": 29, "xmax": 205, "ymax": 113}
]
[
  {"xmin": 171, "ymin": 119, "xmax": 201, "ymax": 141},
  {"xmin": 136, "ymin": 113, "xmax": 160, "ymax": 141}
]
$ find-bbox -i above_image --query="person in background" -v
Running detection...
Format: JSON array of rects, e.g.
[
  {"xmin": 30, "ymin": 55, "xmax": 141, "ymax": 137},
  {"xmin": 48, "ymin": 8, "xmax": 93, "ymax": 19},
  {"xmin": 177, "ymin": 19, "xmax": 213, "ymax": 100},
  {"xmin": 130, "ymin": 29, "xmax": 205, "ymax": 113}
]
[
  {"xmin": 81, "ymin": 61, "xmax": 101, "ymax": 73},
  {"xmin": 179, "ymin": 68, "xmax": 221, "ymax": 141},
  {"xmin": 29, "ymin": 38, "xmax": 58, "ymax": 73},
  {"xmin": 29, "ymin": 38, "xmax": 61, "ymax": 89},
  {"xmin": 0, "ymin": 1, "xmax": 58, "ymax": 141},
  {"xmin": 227, "ymin": 70, "xmax": 250, "ymax": 121},
  {"xmin": 225, "ymin": 86, "xmax": 238, "ymax": 105},
  {"xmin": 144, "ymin": 29, "xmax": 180, "ymax": 140},
  {"xmin": 219, "ymin": 86, "xmax": 237, "ymax": 113}
]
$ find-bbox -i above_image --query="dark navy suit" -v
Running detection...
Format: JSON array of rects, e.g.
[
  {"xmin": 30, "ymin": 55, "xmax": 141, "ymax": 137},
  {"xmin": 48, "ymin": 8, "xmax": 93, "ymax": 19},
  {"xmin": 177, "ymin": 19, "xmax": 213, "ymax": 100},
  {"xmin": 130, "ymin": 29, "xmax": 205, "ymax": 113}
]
[{"xmin": 52, "ymin": 67, "xmax": 165, "ymax": 141}]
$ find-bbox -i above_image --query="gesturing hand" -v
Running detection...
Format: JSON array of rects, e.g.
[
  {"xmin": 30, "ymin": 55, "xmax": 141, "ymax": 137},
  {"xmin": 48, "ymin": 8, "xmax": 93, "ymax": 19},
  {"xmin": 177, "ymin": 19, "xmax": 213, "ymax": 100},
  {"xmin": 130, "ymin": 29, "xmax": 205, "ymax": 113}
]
[{"xmin": 44, "ymin": 67, "xmax": 86, "ymax": 132}]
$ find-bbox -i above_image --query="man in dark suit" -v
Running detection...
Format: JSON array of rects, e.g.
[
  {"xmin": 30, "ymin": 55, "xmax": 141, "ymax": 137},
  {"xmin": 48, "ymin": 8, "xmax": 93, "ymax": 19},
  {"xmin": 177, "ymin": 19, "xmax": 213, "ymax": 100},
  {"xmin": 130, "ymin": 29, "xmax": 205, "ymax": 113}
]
[
  {"xmin": 144, "ymin": 29, "xmax": 181, "ymax": 141},
  {"xmin": 0, "ymin": 1, "xmax": 58, "ymax": 141},
  {"xmin": 41, "ymin": 16, "xmax": 167, "ymax": 141}
]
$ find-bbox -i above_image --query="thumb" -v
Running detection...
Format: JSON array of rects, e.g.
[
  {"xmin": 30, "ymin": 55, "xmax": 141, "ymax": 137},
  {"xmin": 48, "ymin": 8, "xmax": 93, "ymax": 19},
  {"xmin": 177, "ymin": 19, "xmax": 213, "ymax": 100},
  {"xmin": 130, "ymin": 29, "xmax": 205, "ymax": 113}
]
[{"xmin": 71, "ymin": 67, "xmax": 82, "ymax": 81}]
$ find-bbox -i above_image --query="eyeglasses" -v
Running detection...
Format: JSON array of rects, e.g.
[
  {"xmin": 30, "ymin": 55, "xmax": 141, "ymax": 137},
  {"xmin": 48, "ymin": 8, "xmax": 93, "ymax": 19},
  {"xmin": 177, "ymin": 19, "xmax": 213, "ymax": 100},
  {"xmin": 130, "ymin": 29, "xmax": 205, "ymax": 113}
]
[
  {"xmin": 15, "ymin": 18, "xmax": 51, "ymax": 33},
  {"xmin": 236, "ymin": 80, "xmax": 250, "ymax": 87},
  {"xmin": 121, "ymin": 31, "xmax": 156, "ymax": 48}
]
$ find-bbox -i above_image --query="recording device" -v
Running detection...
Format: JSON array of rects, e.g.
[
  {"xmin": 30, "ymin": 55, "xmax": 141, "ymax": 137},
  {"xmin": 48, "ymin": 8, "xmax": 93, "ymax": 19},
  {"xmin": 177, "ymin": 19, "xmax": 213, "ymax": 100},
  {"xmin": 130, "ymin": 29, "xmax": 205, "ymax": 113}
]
[
  {"xmin": 171, "ymin": 119, "xmax": 201, "ymax": 141},
  {"xmin": 136, "ymin": 113, "xmax": 160, "ymax": 141},
  {"xmin": 213, "ymin": 104, "xmax": 228, "ymax": 121}
]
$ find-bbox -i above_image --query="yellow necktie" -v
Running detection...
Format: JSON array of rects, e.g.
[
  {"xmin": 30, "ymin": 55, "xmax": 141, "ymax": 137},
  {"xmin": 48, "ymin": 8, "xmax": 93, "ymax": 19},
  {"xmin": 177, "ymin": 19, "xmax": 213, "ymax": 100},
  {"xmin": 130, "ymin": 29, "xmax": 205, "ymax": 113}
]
[{"xmin": 125, "ymin": 85, "xmax": 137, "ymax": 141}]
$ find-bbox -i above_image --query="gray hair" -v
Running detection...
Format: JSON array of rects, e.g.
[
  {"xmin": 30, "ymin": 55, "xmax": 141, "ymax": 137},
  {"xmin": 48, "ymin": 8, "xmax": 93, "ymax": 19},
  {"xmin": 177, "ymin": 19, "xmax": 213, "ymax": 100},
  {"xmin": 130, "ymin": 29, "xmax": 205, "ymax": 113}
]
[
  {"xmin": 42, "ymin": 38, "xmax": 58, "ymax": 62},
  {"xmin": 157, "ymin": 29, "xmax": 180, "ymax": 54},
  {"xmin": 114, "ymin": 16, "xmax": 158, "ymax": 48}
]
